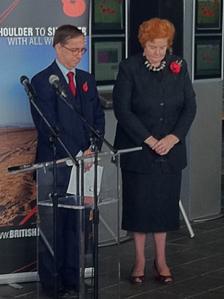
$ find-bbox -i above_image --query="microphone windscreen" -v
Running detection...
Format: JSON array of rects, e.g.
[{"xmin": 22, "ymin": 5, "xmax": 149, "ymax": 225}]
[
  {"xmin": 49, "ymin": 74, "xmax": 59, "ymax": 85},
  {"xmin": 20, "ymin": 75, "xmax": 29, "ymax": 84}
]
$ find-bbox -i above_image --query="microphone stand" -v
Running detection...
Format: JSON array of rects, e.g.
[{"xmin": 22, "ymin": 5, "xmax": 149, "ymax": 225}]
[
  {"xmin": 56, "ymin": 91, "xmax": 116, "ymax": 299},
  {"xmin": 55, "ymin": 89, "xmax": 115, "ymax": 154},
  {"xmin": 23, "ymin": 85, "xmax": 79, "ymax": 299}
]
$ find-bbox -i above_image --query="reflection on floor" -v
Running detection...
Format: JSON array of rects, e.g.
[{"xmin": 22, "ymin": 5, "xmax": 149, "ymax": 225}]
[{"xmin": 0, "ymin": 216, "xmax": 224, "ymax": 298}]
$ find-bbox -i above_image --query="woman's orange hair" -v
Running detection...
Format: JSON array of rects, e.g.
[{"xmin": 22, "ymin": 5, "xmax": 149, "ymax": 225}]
[{"xmin": 138, "ymin": 18, "xmax": 175, "ymax": 48}]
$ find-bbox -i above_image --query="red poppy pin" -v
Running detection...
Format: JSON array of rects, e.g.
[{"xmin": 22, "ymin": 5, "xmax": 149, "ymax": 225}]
[
  {"xmin": 82, "ymin": 81, "xmax": 88, "ymax": 93},
  {"xmin": 169, "ymin": 60, "xmax": 182, "ymax": 74}
]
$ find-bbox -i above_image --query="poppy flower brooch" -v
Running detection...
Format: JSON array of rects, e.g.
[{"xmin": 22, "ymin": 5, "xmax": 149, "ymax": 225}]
[
  {"xmin": 169, "ymin": 60, "xmax": 182, "ymax": 74},
  {"xmin": 82, "ymin": 81, "xmax": 88, "ymax": 93}
]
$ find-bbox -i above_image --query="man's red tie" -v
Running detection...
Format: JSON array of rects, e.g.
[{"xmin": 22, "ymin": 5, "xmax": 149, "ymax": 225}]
[{"xmin": 67, "ymin": 71, "xmax": 76, "ymax": 96}]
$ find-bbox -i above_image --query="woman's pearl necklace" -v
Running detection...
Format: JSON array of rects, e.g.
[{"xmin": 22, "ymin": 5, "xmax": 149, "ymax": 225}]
[{"xmin": 144, "ymin": 58, "xmax": 166, "ymax": 72}]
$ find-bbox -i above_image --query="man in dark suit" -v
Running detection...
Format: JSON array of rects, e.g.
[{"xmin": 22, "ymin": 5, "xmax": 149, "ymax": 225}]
[{"xmin": 30, "ymin": 25, "xmax": 105, "ymax": 298}]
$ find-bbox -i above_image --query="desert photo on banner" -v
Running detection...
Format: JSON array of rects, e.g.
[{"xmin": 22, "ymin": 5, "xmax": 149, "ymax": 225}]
[{"xmin": 0, "ymin": 127, "xmax": 37, "ymax": 227}]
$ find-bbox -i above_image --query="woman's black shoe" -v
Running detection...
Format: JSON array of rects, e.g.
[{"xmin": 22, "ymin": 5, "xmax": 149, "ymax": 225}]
[{"xmin": 153, "ymin": 260, "xmax": 174, "ymax": 284}]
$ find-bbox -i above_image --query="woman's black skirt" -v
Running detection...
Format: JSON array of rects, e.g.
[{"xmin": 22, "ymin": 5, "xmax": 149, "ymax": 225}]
[{"xmin": 121, "ymin": 162, "xmax": 182, "ymax": 233}]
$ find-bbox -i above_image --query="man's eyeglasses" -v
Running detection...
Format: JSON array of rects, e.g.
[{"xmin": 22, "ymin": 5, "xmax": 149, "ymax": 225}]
[{"xmin": 62, "ymin": 45, "xmax": 87, "ymax": 55}]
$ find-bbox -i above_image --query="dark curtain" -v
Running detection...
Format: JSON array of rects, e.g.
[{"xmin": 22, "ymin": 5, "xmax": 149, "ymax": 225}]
[{"xmin": 128, "ymin": 0, "xmax": 183, "ymax": 57}]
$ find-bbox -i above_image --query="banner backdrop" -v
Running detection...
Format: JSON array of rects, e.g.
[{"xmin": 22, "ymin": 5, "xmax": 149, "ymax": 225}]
[{"xmin": 0, "ymin": 0, "xmax": 89, "ymax": 281}]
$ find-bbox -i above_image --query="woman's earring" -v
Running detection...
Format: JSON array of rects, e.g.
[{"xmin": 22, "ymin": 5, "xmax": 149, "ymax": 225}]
[{"xmin": 168, "ymin": 47, "xmax": 173, "ymax": 55}]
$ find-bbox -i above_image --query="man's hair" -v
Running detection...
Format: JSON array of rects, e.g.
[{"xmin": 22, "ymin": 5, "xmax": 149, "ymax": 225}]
[{"xmin": 53, "ymin": 24, "xmax": 84, "ymax": 47}]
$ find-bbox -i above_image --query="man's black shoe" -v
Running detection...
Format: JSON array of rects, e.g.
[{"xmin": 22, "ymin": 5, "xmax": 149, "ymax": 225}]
[{"xmin": 58, "ymin": 288, "xmax": 78, "ymax": 299}]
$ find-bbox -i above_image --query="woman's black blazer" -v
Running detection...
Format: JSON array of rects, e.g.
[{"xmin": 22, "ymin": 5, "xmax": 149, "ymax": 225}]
[{"xmin": 113, "ymin": 53, "xmax": 196, "ymax": 173}]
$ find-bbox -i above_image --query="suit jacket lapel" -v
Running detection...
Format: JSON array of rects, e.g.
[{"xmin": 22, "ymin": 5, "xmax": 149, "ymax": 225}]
[
  {"xmin": 51, "ymin": 61, "xmax": 76, "ymax": 102},
  {"xmin": 50, "ymin": 63, "xmax": 89, "ymax": 117},
  {"xmin": 75, "ymin": 70, "xmax": 87, "ymax": 115}
]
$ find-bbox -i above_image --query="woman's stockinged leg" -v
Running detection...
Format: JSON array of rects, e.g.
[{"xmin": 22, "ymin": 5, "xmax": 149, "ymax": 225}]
[
  {"xmin": 132, "ymin": 232, "xmax": 146, "ymax": 275},
  {"xmin": 153, "ymin": 232, "xmax": 171, "ymax": 275}
]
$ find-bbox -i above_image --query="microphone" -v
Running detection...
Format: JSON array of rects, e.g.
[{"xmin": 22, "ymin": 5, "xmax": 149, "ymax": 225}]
[
  {"xmin": 20, "ymin": 75, "xmax": 36, "ymax": 99},
  {"xmin": 49, "ymin": 74, "xmax": 67, "ymax": 99},
  {"xmin": 8, "ymin": 163, "xmax": 33, "ymax": 174}
]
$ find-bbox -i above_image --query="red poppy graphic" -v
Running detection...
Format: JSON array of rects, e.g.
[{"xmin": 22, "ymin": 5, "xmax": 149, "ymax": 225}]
[
  {"xmin": 99, "ymin": 0, "xmax": 123, "ymax": 15},
  {"xmin": 0, "ymin": 0, "xmax": 21, "ymax": 24},
  {"xmin": 61, "ymin": 0, "xmax": 86, "ymax": 17}
]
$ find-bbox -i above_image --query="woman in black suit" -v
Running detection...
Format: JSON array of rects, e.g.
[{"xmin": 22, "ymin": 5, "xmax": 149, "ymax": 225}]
[{"xmin": 113, "ymin": 18, "xmax": 196, "ymax": 284}]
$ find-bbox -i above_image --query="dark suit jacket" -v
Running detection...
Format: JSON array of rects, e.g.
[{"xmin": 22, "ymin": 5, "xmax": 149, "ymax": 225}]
[
  {"xmin": 31, "ymin": 61, "xmax": 105, "ymax": 164},
  {"xmin": 113, "ymin": 53, "xmax": 196, "ymax": 173}
]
